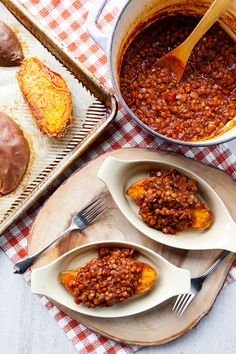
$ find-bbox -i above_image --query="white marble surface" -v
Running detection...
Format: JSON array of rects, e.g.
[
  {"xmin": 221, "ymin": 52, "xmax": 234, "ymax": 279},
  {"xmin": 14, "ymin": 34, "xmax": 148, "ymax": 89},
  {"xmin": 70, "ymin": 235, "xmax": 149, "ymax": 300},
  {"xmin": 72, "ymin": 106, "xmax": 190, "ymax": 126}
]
[{"xmin": 1, "ymin": 140, "xmax": 236, "ymax": 354}]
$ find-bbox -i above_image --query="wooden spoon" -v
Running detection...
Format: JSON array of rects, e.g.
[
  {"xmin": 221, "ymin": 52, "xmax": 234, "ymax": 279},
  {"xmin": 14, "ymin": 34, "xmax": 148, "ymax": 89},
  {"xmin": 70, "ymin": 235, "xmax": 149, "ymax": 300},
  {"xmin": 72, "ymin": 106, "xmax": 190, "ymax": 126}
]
[{"xmin": 154, "ymin": 0, "xmax": 233, "ymax": 80}]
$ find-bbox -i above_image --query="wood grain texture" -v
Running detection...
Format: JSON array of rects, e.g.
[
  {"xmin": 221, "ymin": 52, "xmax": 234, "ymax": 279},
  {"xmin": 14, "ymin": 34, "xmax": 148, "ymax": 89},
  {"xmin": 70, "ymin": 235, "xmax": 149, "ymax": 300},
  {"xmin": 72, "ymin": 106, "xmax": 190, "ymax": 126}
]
[{"xmin": 28, "ymin": 148, "xmax": 236, "ymax": 346}]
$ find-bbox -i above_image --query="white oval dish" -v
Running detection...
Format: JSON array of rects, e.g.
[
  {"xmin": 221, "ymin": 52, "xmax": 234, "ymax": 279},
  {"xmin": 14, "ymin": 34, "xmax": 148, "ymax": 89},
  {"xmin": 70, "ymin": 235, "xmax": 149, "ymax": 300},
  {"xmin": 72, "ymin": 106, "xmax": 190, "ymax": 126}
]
[
  {"xmin": 31, "ymin": 240, "xmax": 190, "ymax": 318},
  {"xmin": 97, "ymin": 157, "xmax": 236, "ymax": 252}
]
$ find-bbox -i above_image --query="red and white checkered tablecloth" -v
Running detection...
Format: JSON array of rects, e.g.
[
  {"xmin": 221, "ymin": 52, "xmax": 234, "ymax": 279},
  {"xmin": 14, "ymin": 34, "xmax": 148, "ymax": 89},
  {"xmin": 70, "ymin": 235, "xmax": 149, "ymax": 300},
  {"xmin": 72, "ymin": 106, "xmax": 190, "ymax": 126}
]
[{"xmin": 1, "ymin": 1, "xmax": 236, "ymax": 353}]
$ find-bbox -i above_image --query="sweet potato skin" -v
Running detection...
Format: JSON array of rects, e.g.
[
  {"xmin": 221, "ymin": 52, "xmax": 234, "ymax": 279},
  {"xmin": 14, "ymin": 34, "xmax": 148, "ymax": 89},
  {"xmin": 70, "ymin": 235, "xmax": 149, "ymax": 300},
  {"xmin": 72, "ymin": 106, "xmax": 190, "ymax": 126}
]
[
  {"xmin": 17, "ymin": 57, "xmax": 72, "ymax": 137},
  {"xmin": 0, "ymin": 21, "xmax": 24, "ymax": 66},
  {"xmin": 0, "ymin": 112, "xmax": 30, "ymax": 195}
]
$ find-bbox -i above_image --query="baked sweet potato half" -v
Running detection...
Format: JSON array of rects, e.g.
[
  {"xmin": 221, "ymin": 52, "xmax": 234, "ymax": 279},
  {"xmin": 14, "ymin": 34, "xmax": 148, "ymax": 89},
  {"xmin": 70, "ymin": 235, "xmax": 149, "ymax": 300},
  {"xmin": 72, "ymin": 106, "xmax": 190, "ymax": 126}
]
[
  {"xmin": 17, "ymin": 57, "xmax": 73, "ymax": 137},
  {"xmin": 59, "ymin": 247, "xmax": 157, "ymax": 308},
  {"xmin": 127, "ymin": 169, "xmax": 213, "ymax": 234},
  {"xmin": 0, "ymin": 112, "xmax": 30, "ymax": 196},
  {"xmin": 0, "ymin": 21, "xmax": 23, "ymax": 66}
]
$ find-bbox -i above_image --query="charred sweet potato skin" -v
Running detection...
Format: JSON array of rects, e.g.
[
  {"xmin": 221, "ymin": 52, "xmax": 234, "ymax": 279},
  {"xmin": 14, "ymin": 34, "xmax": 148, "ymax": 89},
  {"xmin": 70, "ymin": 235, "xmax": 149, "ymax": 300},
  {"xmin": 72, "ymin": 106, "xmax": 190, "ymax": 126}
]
[
  {"xmin": 0, "ymin": 21, "xmax": 24, "ymax": 66},
  {"xmin": 17, "ymin": 57, "xmax": 72, "ymax": 137}
]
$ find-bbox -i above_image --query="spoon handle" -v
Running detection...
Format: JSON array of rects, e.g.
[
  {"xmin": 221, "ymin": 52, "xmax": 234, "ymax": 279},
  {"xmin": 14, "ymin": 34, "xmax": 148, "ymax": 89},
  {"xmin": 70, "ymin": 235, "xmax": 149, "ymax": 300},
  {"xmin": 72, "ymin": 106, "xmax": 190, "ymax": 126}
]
[{"xmin": 178, "ymin": 0, "xmax": 233, "ymax": 60}]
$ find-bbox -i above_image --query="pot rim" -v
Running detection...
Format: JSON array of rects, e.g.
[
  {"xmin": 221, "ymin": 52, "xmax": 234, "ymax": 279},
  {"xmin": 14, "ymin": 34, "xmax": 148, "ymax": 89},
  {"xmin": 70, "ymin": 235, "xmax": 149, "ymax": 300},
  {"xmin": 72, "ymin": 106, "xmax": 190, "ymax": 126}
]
[{"xmin": 108, "ymin": 0, "xmax": 236, "ymax": 147}]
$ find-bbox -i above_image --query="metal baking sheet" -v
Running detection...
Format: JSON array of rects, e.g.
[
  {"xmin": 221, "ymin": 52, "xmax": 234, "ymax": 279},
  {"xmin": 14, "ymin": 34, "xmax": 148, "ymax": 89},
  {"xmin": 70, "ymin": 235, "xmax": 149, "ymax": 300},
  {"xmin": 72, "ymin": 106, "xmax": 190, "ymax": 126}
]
[{"xmin": 0, "ymin": 0, "xmax": 117, "ymax": 234}]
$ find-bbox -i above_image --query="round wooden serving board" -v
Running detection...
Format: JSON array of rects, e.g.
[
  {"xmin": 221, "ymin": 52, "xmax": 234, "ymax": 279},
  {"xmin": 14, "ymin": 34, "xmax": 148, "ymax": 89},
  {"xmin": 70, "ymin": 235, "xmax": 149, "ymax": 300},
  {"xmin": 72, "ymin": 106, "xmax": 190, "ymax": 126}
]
[{"xmin": 29, "ymin": 148, "xmax": 236, "ymax": 346}]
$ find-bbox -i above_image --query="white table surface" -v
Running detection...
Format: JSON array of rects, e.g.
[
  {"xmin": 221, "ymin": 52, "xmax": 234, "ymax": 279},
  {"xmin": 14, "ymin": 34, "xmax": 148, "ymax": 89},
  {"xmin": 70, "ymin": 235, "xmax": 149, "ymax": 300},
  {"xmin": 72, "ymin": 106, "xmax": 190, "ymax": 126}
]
[{"xmin": 1, "ymin": 140, "xmax": 236, "ymax": 354}]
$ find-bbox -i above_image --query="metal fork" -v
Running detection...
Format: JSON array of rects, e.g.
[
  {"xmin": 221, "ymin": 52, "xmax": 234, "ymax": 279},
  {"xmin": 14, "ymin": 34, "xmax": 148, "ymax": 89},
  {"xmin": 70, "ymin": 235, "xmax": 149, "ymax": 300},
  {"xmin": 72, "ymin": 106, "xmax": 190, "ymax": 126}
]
[
  {"xmin": 172, "ymin": 250, "xmax": 230, "ymax": 316},
  {"xmin": 13, "ymin": 196, "xmax": 109, "ymax": 274}
]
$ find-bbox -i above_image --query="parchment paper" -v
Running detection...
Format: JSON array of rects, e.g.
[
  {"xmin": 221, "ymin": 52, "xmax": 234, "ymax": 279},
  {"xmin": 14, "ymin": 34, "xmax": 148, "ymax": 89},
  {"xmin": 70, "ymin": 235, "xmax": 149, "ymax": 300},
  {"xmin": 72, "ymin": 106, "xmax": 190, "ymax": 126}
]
[{"xmin": 0, "ymin": 3, "xmax": 96, "ymax": 220}]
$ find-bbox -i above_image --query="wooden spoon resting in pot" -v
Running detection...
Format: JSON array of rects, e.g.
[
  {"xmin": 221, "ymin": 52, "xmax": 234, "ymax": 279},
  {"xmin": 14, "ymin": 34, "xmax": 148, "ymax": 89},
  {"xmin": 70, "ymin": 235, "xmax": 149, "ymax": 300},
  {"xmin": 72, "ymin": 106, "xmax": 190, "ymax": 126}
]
[{"xmin": 154, "ymin": 0, "xmax": 233, "ymax": 81}]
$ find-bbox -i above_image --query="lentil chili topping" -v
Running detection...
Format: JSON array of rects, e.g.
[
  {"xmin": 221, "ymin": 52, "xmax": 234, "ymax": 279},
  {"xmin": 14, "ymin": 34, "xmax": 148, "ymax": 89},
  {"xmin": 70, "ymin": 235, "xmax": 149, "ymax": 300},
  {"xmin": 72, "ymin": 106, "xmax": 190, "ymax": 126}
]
[
  {"xmin": 59, "ymin": 247, "xmax": 157, "ymax": 308},
  {"xmin": 120, "ymin": 16, "xmax": 236, "ymax": 142},
  {"xmin": 126, "ymin": 168, "xmax": 213, "ymax": 234}
]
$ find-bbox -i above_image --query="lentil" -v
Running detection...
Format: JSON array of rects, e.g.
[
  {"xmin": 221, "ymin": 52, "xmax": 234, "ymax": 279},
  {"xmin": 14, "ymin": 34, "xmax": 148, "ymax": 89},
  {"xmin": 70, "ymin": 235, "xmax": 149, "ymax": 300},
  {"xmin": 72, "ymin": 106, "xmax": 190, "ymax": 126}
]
[
  {"xmin": 68, "ymin": 248, "xmax": 143, "ymax": 308},
  {"xmin": 120, "ymin": 16, "xmax": 236, "ymax": 142},
  {"xmin": 129, "ymin": 168, "xmax": 211, "ymax": 234}
]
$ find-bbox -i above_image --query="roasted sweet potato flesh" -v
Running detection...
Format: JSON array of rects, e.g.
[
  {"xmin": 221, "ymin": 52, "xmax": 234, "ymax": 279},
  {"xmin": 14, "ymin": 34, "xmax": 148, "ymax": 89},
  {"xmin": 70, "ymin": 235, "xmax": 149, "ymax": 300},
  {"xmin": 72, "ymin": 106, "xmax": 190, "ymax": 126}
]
[
  {"xmin": 59, "ymin": 269, "xmax": 78, "ymax": 293},
  {"xmin": 191, "ymin": 205, "xmax": 213, "ymax": 230},
  {"xmin": 134, "ymin": 262, "xmax": 157, "ymax": 295},
  {"xmin": 17, "ymin": 57, "xmax": 73, "ymax": 137},
  {"xmin": 127, "ymin": 169, "xmax": 213, "ymax": 234},
  {"xmin": 59, "ymin": 247, "xmax": 157, "ymax": 308}
]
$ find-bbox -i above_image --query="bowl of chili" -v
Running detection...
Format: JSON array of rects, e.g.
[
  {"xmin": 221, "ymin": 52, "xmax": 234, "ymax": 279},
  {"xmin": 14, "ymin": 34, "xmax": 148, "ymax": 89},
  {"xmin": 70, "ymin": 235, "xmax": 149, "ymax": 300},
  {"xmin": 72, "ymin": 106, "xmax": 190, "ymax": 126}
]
[{"xmin": 87, "ymin": 0, "xmax": 236, "ymax": 146}]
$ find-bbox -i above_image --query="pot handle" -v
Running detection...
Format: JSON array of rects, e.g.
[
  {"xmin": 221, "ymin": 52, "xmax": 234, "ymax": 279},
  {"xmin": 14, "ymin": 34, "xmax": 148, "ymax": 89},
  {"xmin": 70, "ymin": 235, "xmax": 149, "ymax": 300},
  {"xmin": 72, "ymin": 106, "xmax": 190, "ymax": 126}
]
[{"xmin": 86, "ymin": 0, "xmax": 110, "ymax": 53}]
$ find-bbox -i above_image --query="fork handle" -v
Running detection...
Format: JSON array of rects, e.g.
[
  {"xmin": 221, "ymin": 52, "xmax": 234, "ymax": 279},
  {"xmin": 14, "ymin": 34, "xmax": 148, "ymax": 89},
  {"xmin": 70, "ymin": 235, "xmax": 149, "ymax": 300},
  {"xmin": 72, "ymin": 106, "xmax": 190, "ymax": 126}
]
[
  {"xmin": 200, "ymin": 250, "xmax": 230, "ymax": 281},
  {"xmin": 13, "ymin": 227, "xmax": 73, "ymax": 274}
]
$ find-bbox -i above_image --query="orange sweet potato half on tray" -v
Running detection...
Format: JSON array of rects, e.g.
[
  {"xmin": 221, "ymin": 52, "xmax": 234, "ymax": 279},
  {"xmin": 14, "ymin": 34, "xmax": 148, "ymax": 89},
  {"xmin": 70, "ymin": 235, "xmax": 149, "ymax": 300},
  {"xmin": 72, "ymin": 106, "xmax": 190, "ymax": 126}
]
[{"xmin": 17, "ymin": 57, "xmax": 73, "ymax": 138}]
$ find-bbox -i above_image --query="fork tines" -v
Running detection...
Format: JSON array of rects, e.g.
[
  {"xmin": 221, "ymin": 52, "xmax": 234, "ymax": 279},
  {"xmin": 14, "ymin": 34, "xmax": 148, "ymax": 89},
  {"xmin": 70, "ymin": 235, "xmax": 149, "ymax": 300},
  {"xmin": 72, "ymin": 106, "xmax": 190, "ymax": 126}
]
[
  {"xmin": 172, "ymin": 293, "xmax": 195, "ymax": 316},
  {"xmin": 81, "ymin": 196, "xmax": 109, "ymax": 223}
]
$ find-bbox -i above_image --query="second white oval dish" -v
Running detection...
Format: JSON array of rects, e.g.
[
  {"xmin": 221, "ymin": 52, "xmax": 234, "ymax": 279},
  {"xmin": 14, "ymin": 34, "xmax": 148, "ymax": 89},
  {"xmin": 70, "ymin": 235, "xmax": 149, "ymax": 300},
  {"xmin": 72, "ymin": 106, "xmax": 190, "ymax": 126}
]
[
  {"xmin": 31, "ymin": 240, "xmax": 190, "ymax": 318},
  {"xmin": 97, "ymin": 157, "xmax": 236, "ymax": 252}
]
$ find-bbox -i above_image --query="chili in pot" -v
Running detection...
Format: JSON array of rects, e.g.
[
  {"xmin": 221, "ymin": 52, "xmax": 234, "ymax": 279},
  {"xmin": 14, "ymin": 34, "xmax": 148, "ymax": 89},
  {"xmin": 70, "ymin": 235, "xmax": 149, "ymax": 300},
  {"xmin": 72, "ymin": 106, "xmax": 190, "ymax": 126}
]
[{"xmin": 120, "ymin": 16, "xmax": 236, "ymax": 142}]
